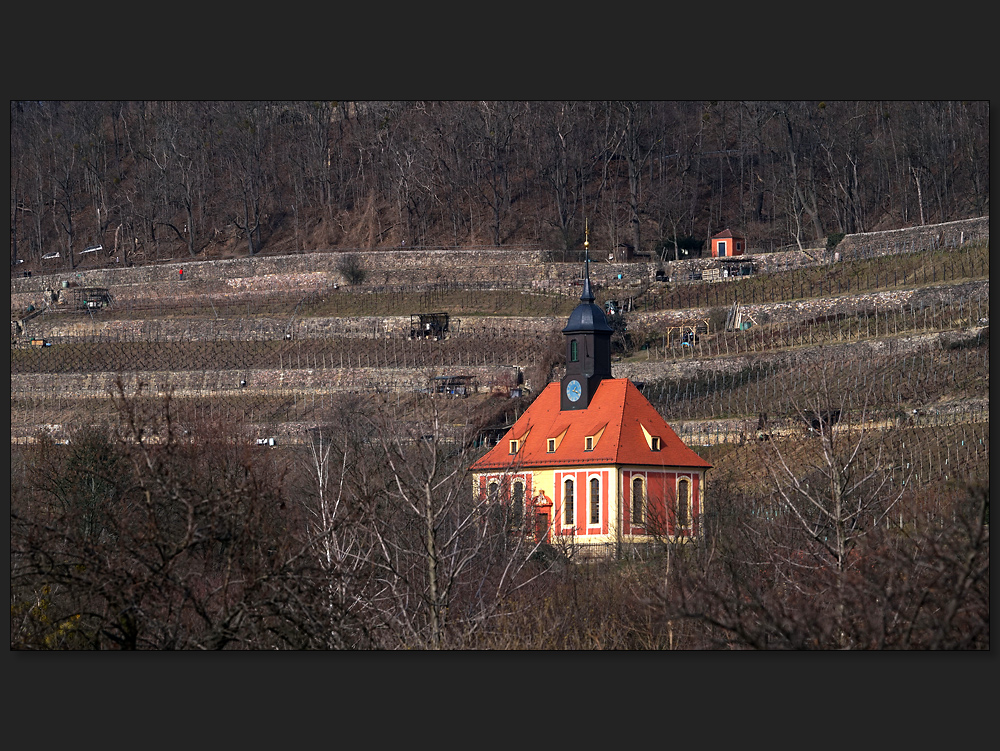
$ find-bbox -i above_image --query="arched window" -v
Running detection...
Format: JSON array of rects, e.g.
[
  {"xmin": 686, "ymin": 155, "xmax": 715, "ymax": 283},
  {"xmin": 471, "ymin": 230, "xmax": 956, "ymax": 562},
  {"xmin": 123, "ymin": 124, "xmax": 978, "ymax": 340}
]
[
  {"xmin": 590, "ymin": 478, "xmax": 600, "ymax": 525},
  {"xmin": 564, "ymin": 479, "xmax": 574, "ymax": 526},
  {"xmin": 632, "ymin": 477, "xmax": 644, "ymax": 525},
  {"xmin": 488, "ymin": 481, "xmax": 499, "ymax": 503},
  {"xmin": 570, "ymin": 339, "xmax": 579, "ymax": 362},
  {"xmin": 512, "ymin": 481, "xmax": 524, "ymax": 527},
  {"xmin": 677, "ymin": 478, "xmax": 690, "ymax": 530}
]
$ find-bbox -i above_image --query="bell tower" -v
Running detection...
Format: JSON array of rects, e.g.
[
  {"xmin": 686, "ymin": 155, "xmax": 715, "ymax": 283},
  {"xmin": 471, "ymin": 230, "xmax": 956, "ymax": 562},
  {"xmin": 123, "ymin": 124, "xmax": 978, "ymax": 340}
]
[{"xmin": 560, "ymin": 222, "xmax": 613, "ymax": 411}]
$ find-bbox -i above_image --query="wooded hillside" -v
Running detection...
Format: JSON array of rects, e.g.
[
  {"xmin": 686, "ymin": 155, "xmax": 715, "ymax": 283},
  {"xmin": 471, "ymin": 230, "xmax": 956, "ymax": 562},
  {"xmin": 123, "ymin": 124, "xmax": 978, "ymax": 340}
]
[{"xmin": 10, "ymin": 101, "xmax": 990, "ymax": 271}]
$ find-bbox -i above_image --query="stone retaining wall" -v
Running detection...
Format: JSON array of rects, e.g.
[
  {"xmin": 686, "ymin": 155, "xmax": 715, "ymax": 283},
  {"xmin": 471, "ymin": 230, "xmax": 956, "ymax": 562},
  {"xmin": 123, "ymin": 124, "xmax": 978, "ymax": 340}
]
[
  {"xmin": 16, "ymin": 324, "xmax": 981, "ymax": 403},
  {"xmin": 612, "ymin": 326, "xmax": 988, "ymax": 384},
  {"xmin": 835, "ymin": 216, "xmax": 988, "ymax": 259},
  {"xmin": 12, "ymin": 364, "xmax": 523, "ymax": 399},
  {"xmin": 629, "ymin": 279, "xmax": 989, "ymax": 329},
  {"xmin": 12, "ymin": 217, "xmax": 987, "ymax": 297},
  {"xmin": 12, "ymin": 217, "xmax": 989, "ymax": 330},
  {"xmin": 18, "ymin": 313, "xmax": 566, "ymax": 342},
  {"xmin": 11, "ymin": 249, "xmax": 581, "ymax": 294},
  {"xmin": 16, "ymin": 278, "xmax": 987, "ymax": 345}
]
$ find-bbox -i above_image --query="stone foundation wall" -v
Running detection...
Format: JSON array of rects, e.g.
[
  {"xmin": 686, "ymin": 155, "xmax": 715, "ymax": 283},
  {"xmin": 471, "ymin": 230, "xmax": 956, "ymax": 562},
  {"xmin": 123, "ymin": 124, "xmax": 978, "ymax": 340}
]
[
  {"xmin": 19, "ymin": 313, "xmax": 566, "ymax": 342},
  {"xmin": 12, "ymin": 249, "xmax": 568, "ymax": 294},
  {"xmin": 612, "ymin": 326, "xmax": 988, "ymax": 385},
  {"xmin": 16, "ymin": 277, "xmax": 988, "ymax": 344},
  {"xmin": 11, "ymin": 217, "xmax": 988, "ymax": 313},
  {"xmin": 13, "ymin": 364, "xmax": 523, "ymax": 400},
  {"xmin": 835, "ymin": 216, "xmax": 988, "ymax": 259},
  {"xmin": 629, "ymin": 279, "xmax": 989, "ymax": 329}
]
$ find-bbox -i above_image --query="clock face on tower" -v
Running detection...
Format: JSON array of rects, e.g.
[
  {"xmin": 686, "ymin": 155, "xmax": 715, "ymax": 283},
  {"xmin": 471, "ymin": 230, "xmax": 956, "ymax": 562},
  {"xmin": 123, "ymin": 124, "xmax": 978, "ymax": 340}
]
[{"xmin": 566, "ymin": 379, "xmax": 582, "ymax": 402}]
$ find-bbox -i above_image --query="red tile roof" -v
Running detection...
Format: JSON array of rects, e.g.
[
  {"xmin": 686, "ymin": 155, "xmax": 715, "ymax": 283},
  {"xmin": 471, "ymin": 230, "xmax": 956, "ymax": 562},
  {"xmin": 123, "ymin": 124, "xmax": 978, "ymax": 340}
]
[{"xmin": 470, "ymin": 379, "xmax": 712, "ymax": 472}]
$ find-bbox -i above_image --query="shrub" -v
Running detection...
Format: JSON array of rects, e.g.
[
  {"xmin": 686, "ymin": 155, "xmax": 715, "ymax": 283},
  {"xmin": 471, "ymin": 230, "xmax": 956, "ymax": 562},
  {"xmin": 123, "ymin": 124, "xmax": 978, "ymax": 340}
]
[
  {"xmin": 336, "ymin": 253, "xmax": 367, "ymax": 285},
  {"xmin": 708, "ymin": 306, "xmax": 729, "ymax": 333}
]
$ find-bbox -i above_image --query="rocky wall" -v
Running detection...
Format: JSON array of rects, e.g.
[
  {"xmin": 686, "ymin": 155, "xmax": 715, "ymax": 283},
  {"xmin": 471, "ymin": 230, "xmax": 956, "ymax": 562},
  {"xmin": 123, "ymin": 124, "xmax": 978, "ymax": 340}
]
[
  {"xmin": 612, "ymin": 326, "xmax": 988, "ymax": 385},
  {"xmin": 12, "ymin": 364, "xmax": 523, "ymax": 400},
  {"xmin": 11, "ymin": 217, "xmax": 988, "ymax": 311},
  {"xmin": 12, "ymin": 249, "xmax": 558, "ymax": 293},
  {"xmin": 835, "ymin": 216, "xmax": 988, "ymax": 259},
  {"xmin": 17, "ymin": 276, "xmax": 988, "ymax": 344},
  {"xmin": 629, "ymin": 279, "xmax": 988, "ymax": 330},
  {"xmin": 659, "ymin": 247, "xmax": 821, "ymax": 279},
  {"xmin": 19, "ymin": 313, "xmax": 567, "ymax": 342}
]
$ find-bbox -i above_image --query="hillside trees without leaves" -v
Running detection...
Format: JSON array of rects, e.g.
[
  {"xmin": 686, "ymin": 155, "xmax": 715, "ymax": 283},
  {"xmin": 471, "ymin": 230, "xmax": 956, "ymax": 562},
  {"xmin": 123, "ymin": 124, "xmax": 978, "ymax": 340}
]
[{"xmin": 10, "ymin": 101, "xmax": 989, "ymax": 269}]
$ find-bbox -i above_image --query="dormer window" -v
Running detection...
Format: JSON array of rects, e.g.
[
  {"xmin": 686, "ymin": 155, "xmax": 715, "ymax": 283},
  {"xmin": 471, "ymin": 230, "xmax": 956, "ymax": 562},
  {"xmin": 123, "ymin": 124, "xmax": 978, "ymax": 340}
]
[
  {"xmin": 582, "ymin": 425, "xmax": 606, "ymax": 453},
  {"xmin": 546, "ymin": 428, "xmax": 568, "ymax": 453},
  {"xmin": 640, "ymin": 424, "xmax": 662, "ymax": 452},
  {"xmin": 509, "ymin": 439, "xmax": 519, "ymax": 455}
]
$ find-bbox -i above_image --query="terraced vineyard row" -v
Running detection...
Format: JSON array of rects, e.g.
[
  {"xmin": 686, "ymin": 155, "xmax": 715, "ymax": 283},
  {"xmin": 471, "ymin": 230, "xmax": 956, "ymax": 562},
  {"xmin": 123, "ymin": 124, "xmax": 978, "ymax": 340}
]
[
  {"xmin": 642, "ymin": 334, "xmax": 989, "ymax": 422},
  {"xmin": 12, "ymin": 331, "xmax": 555, "ymax": 374},
  {"xmin": 12, "ymin": 237, "xmax": 989, "ymax": 502},
  {"xmin": 699, "ymin": 417, "xmax": 990, "ymax": 531},
  {"xmin": 12, "ymin": 274, "xmax": 988, "ymax": 376},
  {"xmin": 640, "ymin": 242, "xmax": 988, "ymax": 311}
]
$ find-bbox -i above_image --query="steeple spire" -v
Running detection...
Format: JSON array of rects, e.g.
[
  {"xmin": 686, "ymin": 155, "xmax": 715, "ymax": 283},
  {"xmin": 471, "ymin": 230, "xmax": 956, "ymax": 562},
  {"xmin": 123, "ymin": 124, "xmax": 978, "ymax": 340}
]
[
  {"xmin": 560, "ymin": 218, "xmax": 613, "ymax": 411},
  {"xmin": 564, "ymin": 218, "xmax": 609, "ymax": 335},
  {"xmin": 581, "ymin": 218, "xmax": 595, "ymax": 303}
]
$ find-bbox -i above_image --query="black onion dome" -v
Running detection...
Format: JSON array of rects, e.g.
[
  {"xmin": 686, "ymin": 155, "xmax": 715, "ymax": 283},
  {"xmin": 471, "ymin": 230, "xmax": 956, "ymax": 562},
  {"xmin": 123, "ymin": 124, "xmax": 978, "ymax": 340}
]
[{"xmin": 562, "ymin": 272, "xmax": 613, "ymax": 334}]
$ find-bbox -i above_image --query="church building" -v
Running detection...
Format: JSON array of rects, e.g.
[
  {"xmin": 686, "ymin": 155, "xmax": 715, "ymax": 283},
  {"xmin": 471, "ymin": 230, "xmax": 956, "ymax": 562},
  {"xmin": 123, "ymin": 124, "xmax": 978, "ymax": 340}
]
[{"xmin": 470, "ymin": 234, "xmax": 712, "ymax": 555}]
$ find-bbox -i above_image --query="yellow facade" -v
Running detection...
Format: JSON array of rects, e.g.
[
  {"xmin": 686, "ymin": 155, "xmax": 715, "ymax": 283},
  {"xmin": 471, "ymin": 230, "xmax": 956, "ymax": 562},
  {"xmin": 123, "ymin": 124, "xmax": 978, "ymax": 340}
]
[{"xmin": 473, "ymin": 464, "xmax": 705, "ymax": 551}]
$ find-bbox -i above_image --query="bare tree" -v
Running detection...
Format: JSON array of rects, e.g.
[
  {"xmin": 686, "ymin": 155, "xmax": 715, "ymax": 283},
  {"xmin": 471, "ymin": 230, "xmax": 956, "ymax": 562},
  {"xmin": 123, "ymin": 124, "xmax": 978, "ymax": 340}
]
[
  {"xmin": 778, "ymin": 102, "xmax": 825, "ymax": 244},
  {"xmin": 220, "ymin": 102, "xmax": 270, "ymax": 256},
  {"xmin": 535, "ymin": 101, "xmax": 595, "ymax": 253},
  {"xmin": 619, "ymin": 101, "xmax": 656, "ymax": 258},
  {"xmin": 764, "ymin": 363, "xmax": 906, "ymax": 576},
  {"xmin": 759, "ymin": 364, "xmax": 907, "ymax": 646},
  {"xmin": 290, "ymin": 396, "xmax": 387, "ymax": 648},
  {"xmin": 360, "ymin": 403, "xmax": 550, "ymax": 648},
  {"xmin": 42, "ymin": 104, "xmax": 84, "ymax": 269},
  {"xmin": 644, "ymin": 360, "xmax": 988, "ymax": 650},
  {"xmin": 468, "ymin": 101, "xmax": 521, "ymax": 247}
]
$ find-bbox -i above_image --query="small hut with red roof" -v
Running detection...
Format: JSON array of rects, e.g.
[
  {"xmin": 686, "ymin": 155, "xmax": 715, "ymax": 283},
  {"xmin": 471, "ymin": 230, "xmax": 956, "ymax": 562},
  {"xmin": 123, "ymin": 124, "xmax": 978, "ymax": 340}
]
[
  {"xmin": 470, "ymin": 230, "xmax": 711, "ymax": 554},
  {"xmin": 710, "ymin": 229, "xmax": 746, "ymax": 257}
]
